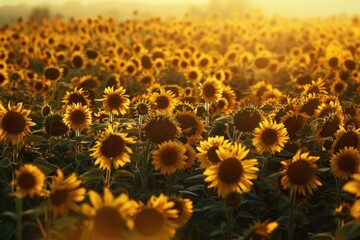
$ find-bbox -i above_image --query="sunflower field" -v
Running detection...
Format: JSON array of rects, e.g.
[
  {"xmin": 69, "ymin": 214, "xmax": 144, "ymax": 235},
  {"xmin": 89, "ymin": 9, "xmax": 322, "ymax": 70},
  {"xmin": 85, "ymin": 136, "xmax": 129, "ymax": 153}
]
[{"xmin": 0, "ymin": 7, "xmax": 360, "ymax": 240}]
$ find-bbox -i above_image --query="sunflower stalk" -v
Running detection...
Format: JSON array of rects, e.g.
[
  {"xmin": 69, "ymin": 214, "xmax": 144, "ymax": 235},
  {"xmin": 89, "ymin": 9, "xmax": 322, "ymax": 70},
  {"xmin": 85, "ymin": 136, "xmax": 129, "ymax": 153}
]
[
  {"xmin": 75, "ymin": 129, "xmax": 81, "ymax": 174},
  {"xmin": 36, "ymin": 217, "xmax": 47, "ymax": 239},
  {"xmin": 335, "ymin": 177, "xmax": 343, "ymax": 205},
  {"xmin": 15, "ymin": 197, "xmax": 23, "ymax": 240},
  {"xmin": 140, "ymin": 140, "xmax": 151, "ymax": 189},
  {"xmin": 204, "ymin": 102, "xmax": 211, "ymax": 130},
  {"xmin": 227, "ymin": 207, "xmax": 234, "ymax": 239},
  {"xmin": 260, "ymin": 154, "xmax": 270, "ymax": 196},
  {"xmin": 105, "ymin": 168, "xmax": 112, "ymax": 187},
  {"xmin": 11, "ymin": 144, "xmax": 19, "ymax": 192},
  {"xmin": 288, "ymin": 192, "xmax": 296, "ymax": 240}
]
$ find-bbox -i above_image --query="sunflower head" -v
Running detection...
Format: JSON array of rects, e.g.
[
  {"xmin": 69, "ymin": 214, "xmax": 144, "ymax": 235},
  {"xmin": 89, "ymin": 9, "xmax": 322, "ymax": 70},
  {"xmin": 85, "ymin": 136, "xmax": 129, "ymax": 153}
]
[
  {"xmin": 143, "ymin": 113, "xmax": 181, "ymax": 144},
  {"xmin": 280, "ymin": 151, "xmax": 322, "ymax": 197},
  {"xmin": 63, "ymin": 103, "xmax": 92, "ymax": 131},
  {"xmin": 175, "ymin": 110, "xmax": 205, "ymax": 143},
  {"xmin": 152, "ymin": 140, "xmax": 187, "ymax": 174},
  {"xmin": 12, "ymin": 164, "xmax": 46, "ymax": 198},
  {"xmin": 243, "ymin": 220, "xmax": 279, "ymax": 240},
  {"xmin": 197, "ymin": 136, "xmax": 232, "ymax": 169},
  {"xmin": 233, "ymin": 106, "xmax": 262, "ymax": 133},
  {"xmin": 102, "ymin": 86, "xmax": 130, "ymax": 116},
  {"xmin": 200, "ymin": 77, "xmax": 223, "ymax": 104},
  {"xmin": 44, "ymin": 112, "xmax": 69, "ymax": 137},
  {"xmin": 0, "ymin": 102, "xmax": 36, "ymax": 145},
  {"xmin": 62, "ymin": 87, "xmax": 91, "ymax": 109},
  {"xmin": 168, "ymin": 197, "xmax": 193, "ymax": 226},
  {"xmin": 43, "ymin": 66, "xmax": 63, "ymax": 81},
  {"xmin": 331, "ymin": 147, "xmax": 360, "ymax": 180},
  {"xmin": 151, "ymin": 89, "xmax": 176, "ymax": 115}
]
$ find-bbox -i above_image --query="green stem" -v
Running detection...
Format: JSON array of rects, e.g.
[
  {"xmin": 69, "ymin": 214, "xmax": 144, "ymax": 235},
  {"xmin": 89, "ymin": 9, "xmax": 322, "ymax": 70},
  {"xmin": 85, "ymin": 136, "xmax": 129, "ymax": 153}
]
[
  {"xmin": 75, "ymin": 129, "xmax": 80, "ymax": 174},
  {"xmin": 141, "ymin": 140, "xmax": 150, "ymax": 189},
  {"xmin": 227, "ymin": 207, "xmax": 233, "ymax": 239},
  {"xmin": 105, "ymin": 168, "xmax": 112, "ymax": 187},
  {"xmin": 288, "ymin": 192, "xmax": 296, "ymax": 240},
  {"xmin": 168, "ymin": 174, "xmax": 174, "ymax": 196},
  {"xmin": 15, "ymin": 197, "xmax": 23, "ymax": 240},
  {"xmin": 204, "ymin": 102, "xmax": 211, "ymax": 130},
  {"xmin": 259, "ymin": 156, "xmax": 268, "ymax": 196},
  {"xmin": 335, "ymin": 177, "xmax": 343, "ymax": 205}
]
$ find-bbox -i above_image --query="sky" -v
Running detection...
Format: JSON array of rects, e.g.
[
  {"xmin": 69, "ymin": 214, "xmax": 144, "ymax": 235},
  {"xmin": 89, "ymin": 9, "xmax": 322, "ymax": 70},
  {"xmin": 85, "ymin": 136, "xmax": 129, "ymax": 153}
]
[{"xmin": 0, "ymin": 0, "xmax": 359, "ymax": 17}]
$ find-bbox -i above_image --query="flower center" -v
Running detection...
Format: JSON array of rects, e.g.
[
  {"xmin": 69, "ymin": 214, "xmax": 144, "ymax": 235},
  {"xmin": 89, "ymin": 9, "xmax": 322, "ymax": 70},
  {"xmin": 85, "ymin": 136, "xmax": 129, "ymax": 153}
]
[
  {"xmin": 107, "ymin": 94, "xmax": 122, "ymax": 109},
  {"xmin": 100, "ymin": 134, "xmax": 125, "ymax": 158},
  {"xmin": 2, "ymin": 111, "xmax": 26, "ymax": 134},
  {"xmin": 287, "ymin": 160, "xmax": 313, "ymax": 185},
  {"xmin": 18, "ymin": 172, "xmax": 36, "ymax": 190},
  {"xmin": 338, "ymin": 153, "xmax": 358, "ymax": 173},
  {"xmin": 44, "ymin": 67, "xmax": 60, "ymax": 81},
  {"xmin": 70, "ymin": 110, "xmax": 86, "ymax": 125},
  {"xmin": 68, "ymin": 93, "xmax": 88, "ymax": 106},
  {"xmin": 261, "ymin": 128, "xmax": 278, "ymax": 145},
  {"xmin": 207, "ymin": 146, "xmax": 221, "ymax": 164},
  {"xmin": 135, "ymin": 208, "xmax": 164, "ymax": 236},
  {"xmin": 161, "ymin": 148, "xmax": 178, "ymax": 165},
  {"xmin": 176, "ymin": 114, "xmax": 198, "ymax": 137},
  {"xmin": 219, "ymin": 157, "xmax": 243, "ymax": 184},
  {"xmin": 203, "ymin": 84, "xmax": 216, "ymax": 98},
  {"xmin": 50, "ymin": 189, "xmax": 68, "ymax": 206},
  {"xmin": 93, "ymin": 206, "xmax": 125, "ymax": 238},
  {"xmin": 156, "ymin": 96, "xmax": 170, "ymax": 110}
]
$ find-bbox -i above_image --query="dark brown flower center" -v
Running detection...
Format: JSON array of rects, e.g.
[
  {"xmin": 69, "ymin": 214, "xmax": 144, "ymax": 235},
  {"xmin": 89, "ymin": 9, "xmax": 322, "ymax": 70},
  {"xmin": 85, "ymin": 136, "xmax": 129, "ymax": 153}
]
[
  {"xmin": 328, "ymin": 57, "xmax": 339, "ymax": 68},
  {"xmin": 141, "ymin": 76, "xmax": 151, "ymax": 84},
  {"xmin": 141, "ymin": 55, "xmax": 152, "ymax": 69},
  {"xmin": 319, "ymin": 117, "xmax": 340, "ymax": 138},
  {"xmin": 136, "ymin": 103, "xmax": 149, "ymax": 115},
  {"xmin": 73, "ymin": 55, "xmax": 83, "ymax": 68},
  {"xmin": 170, "ymin": 199, "xmax": 183, "ymax": 217},
  {"xmin": 296, "ymin": 74, "xmax": 312, "ymax": 85},
  {"xmin": 100, "ymin": 134, "xmax": 125, "ymax": 158},
  {"xmin": 283, "ymin": 116, "xmax": 304, "ymax": 138},
  {"xmin": 0, "ymin": 73, "xmax": 6, "ymax": 83},
  {"xmin": 70, "ymin": 110, "xmax": 86, "ymax": 125},
  {"xmin": 219, "ymin": 157, "xmax": 243, "ymax": 184},
  {"xmin": 261, "ymin": 128, "xmax": 278, "ymax": 145},
  {"xmin": 203, "ymin": 84, "xmax": 216, "ymax": 98},
  {"xmin": 144, "ymin": 118, "xmax": 177, "ymax": 144},
  {"xmin": 44, "ymin": 67, "xmax": 61, "ymax": 81},
  {"xmin": 189, "ymin": 71, "xmax": 198, "ymax": 80},
  {"xmin": 45, "ymin": 115, "xmax": 68, "ymax": 137},
  {"xmin": 207, "ymin": 146, "xmax": 221, "ymax": 164},
  {"xmin": 334, "ymin": 82, "xmax": 344, "ymax": 92},
  {"xmin": 156, "ymin": 96, "xmax": 170, "ymax": 110},
  {"xmin": 334, "ymin": 131, "xmax": 359, "ymax": 153},
  {"xmin": 135, "ymin": 208, "xmax": 164, "ymax": 235},
  {"xmin": 338, "ymin": 153, "xmax": 358, "ymax": 173},
  {"xmin": 161, "ymin": 147, "xmax": 178, "ymax": 165},
  {"xmin": 2, "ymin": 111, "xmax": 26, "ymax": 134},
  {"xmin": 107, "ymin": 94, "xmax": 122, "ymax": 109},
  {"xmin": 50, "ymin": 189, "xmax": 68, "ymax": 206},
  {"xmin": 287, "ymin": 160, "xmax": 313, "ymax": 185},
  {"xmin": 300, "ymin": 98, "xmax": 320, "ymax": 116},
  {"xmin": 255, "ymin": 57, "xmax": 269, "ymax": 69},
  {"xmin": 18, "ymin": 172, "xmax": 36, "ymax": 190},
  {"xmin": 344, "ymin": 60, "xmax": 356, "ymax": 71},
  {"xmin": 93, "ymin": 206, "xmax": 125, "ymax": 238}
]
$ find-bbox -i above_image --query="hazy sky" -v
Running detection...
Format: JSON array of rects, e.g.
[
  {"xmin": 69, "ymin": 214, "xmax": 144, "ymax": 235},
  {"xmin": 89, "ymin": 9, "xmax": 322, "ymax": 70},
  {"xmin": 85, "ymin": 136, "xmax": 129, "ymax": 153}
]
[{"xmin": 0, "ymin": 0, "xmax": 359, "ymax": 17}]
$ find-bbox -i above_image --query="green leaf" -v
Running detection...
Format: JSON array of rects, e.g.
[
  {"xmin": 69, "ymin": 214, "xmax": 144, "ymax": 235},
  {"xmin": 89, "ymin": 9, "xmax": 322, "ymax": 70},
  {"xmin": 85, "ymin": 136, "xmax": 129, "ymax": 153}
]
[
  {"xmin": 25, "ymin": 135, "xmax": 47, "ymax": 144},
  {"xmin": 178, "ymin": 190, "xmax": 199, "ymax": 197},
  {"xmin": 0, "ymin": 222, "xmax": 15, "ymax": 240},
  {"xmin": 33, "ymin": 157, "xmax": 57, "ymax": 176},
  {"xmin": 112, "ymin": 169, "xmax": 135, "ymax": 180},
  {"xmin": 335, "ymin": 220, "xmax": 360, "ymax": 240},
  {"xmin": 0, "ymin": 158, "xmax": 11, "ymax": 168},
  {"xmin": 80, "ymin": 168, "xmax": 103, "ymax": 186}
]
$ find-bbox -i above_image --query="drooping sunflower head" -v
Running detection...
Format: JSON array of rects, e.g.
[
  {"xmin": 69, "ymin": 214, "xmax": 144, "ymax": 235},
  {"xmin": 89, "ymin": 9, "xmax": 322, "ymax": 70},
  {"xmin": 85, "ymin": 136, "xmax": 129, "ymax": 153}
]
[
  {"xmin": 137, "ymin": 70, "xmax": 155, "ymax": 88},
  {"xmin": 44, "ymin": 112, "xmax": 69, "ymax": 137},
  {"xmin": 331, "ymin": 147, "xmax": 360, "ymax": 180},
  {"xmin": 204, "ymin": 143, "xmax": 259, "ymax": 197},
  {"xmin": 12, "ymin": 164, "xmax": 46, "ymax": 198},
  {"xmin": 315, "ymin": 100, "xmax": 343, "ymax": 119},
  {"xmin": 49, "ymin": 169, "xmax": 86, "ymax": 217},
  {"xmin": 62, "ymin": 87, "xmax": 91, "ymax": 109},
  {"xmin": 91, "ymin": 125, "xmax": 135, "ymax": 170},
  {"xmin": 0, "ymin": 102, "xmax": 36, "ymax": 145},
  {"xmin": 132, "ymin": 194, "xmax": 179, "ymax": 240},
  {"xmin": 200, "ymin": 77, "xmax": 223, "ymax": 104},
  {"xmin": 302, "ymin": 77, "xmax": 327, "ymax": 96},
  {"xmin": 243, "ymin": 220, "xmax": 279, "ymax": 240},
  {"xmin": 143, "ymin": 113, "xmax": 181, "ymax": 144},
  {"xmin": 63, "ymin": 103, "xmax": 92, "ymax": 131},
  {"xmin": 232, "ymin": 105, "xmax": 263, "ymax": 133},
  {"xmin": 315, "ymin": 112, "xmax": 344, "ymax": 141},
  {"xmin": 102, "ymin": 86, "xmax": 130, "ymax": 116},
  {"xmin": 280, "ymin": 150, "xmax": 322, "ymax": 197},
  {"xmin": 298, "ymin": 93, "xmax": 322, "ymax": 117},
  {"xmin": 252, "ymin": 119, "xmax": 289, "ymax": 154},
  {"xmin": 168, "ymin": 197, "xmax": 193, "ymax": 226},
  {"xmin": 280, "ymin": 111, "xmax": 308, "ymax": 139},
  {"xmin": 175, "ymin": 110, "xmax": 205, "ymax": 143},
  {"xmin": 183, "ymin": 143, "xmax": 196, "ymax": 169},
  {"xmin": 77, "ymin": 75, "xmax": 100, "ymax": 91},
  {"xmin": 81, "ymin": 188, "xmax": 137, "ymax": 239},
  {"xmin": 332, "ymin": 127, "xmax": 360, "ymax": 154},
  {"xmin": 150, "ymin": 89, "xmax": 176, "ymax": 115},
  {"xmin": 197, "ymin": 135, "xmax": 232, "ymax": 169},
  {"xmin": 152, "ymin": 140, "xmax": 187, "ymax": 175}
]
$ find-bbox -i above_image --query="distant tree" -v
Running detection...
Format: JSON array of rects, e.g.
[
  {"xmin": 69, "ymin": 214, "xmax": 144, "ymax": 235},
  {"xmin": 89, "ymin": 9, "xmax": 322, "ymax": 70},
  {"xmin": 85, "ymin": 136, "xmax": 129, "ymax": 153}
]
[{"xmin": 30, "ymin": 7, "xmax": 51, "ymax": 22}]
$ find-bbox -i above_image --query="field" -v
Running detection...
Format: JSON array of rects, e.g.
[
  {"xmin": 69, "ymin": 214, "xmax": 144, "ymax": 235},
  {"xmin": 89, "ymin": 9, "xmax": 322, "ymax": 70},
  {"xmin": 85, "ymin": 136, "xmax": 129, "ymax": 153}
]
[{"xmin": 0, "ymin": 8, "xmax": 360, "ymax": 240}]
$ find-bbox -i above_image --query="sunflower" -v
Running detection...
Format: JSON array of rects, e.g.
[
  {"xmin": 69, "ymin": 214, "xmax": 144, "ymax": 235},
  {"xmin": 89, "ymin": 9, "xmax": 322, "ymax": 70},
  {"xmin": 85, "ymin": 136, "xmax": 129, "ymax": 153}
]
[
  {"xmin": 232, "ymin": 106, "xmax": 263, "ymax": 133},
  {"xmin": 71, "ymin": 51, "xmax": 85, "ymax": 69},
  {"xmin": 12, "ymin": 164, "xmax": 46, "ymax": 198},
  {"xmin": 315, "ymin": 100, "xmax": 343, "ymax": 119},
  {"xmin": 200, "ymin": 77, "xmax": 223, "ymax": 104},
  {"xmin": 63, "ymin": 103, "xmax": 92, "ymax": 131},
  {"xmin": 152, "ymin": 140, "xmax": 187, "ymax": 174},
  {"xmin": 330, "ymin": 147, "xmax": 360, "ymax": 180},
  {"xmin": 332, "ymin": 127, "xmax": 360, "ymax": 154},
  {"xmin": 102, "ymin": 86, "xmax": 130, "ymax": 116},
  {"xmin": 315, "ymin": 113, "xmax": 344, "ymax": 142},
  {"xmin": 280, "ymin": 111, "xmax": 308, "ymax": 139},
  {"xmin": 302, "ymin": 78, "xmax": 328, "ymax": 95},
  {"xmin": 330, "ymin": 79, "xmax": 348, "ymax": 96},
  {"xmin": 163, "ymin": 85, "xmax": 183, "ymax": 99},
  {"xmin": 298, "ymin": 93, "xmax": 322, "ymax": 117},
  {"xmin": 175, "ymin": 110, "xmax": 205, "ymax": 143},
  {"xmin": 150, "ymin": 89, "xmax": 176, "ymax": 115},
  {"xmin": 0, "ymin": 102, "xmax": 35, "ymax": 145},
  {"xmin": 168, "ymin": 197, "xmax": 193, "ymax": 226},
  {"xmin": 197, "ymin": 136, "xmax": 232, "ymax": 169},
  {"xmin": 44, "ymin": 112, "xmax": 69, "ymax": 137},
  {"xmin": 250, "ymin": 81, "xmax": 273, "ymax": 100},
  {"xmin": 62, "ymin": 87, "xmax": 91, "ymax": 108},
  {"xmin": 204, "ymin": 143, "xmax": 259, "ymax": 197},
  {"xmin": 185, "ymin": 66, "xmax": 203, "ymax": 84},
  {"xmin": 49, "ymin": 169, "xmax": 86, "ymax": 217},
  {"xmin": 343, "ymin": 173, "xmax": 360, "ymax": 198},
  {"xmin": 132, "ymin": 99, "xmax": 152, "ymax": 118},
  {"xmin": 183, "ymin": 144, "xmax": 196, "ymax": 169},
  {"xmin": 91, "ymin": 125, "xmax": 135, "ymax": 170},
  {"xmin": 77, "ymin": 75, "xmax": 100, "ymax": 91},
  {"xmin": 280, "ymin": 150, "xmax": 322, "ymax": 196},
  {"xmin": 143, "ymin": 113, "xmax": 181, "ymax": 144},
  {"xmin": 43, "ymin": 66, "xmax": 63, "ymax": 81},
  {"xmin": 81, "ymin": 188, "xmax": 136, "ymax": 239},
  {"xmin": 105, "ymin": 73, "xmax": 124, "ymax": 89},
  {"xmin": 252, "ymin": 119, "xmax": 289, "ymax": 154},
  {"xmin": 137, "ymin": 70, "xmax": 155, "ymax": 88},
  {"xmin": 0, "ymin": 70, "xmax": 8, "ymax": 87},
  {"xmin": 132, "ymin": 194, "xmax": 179, "ymax": 240},
  {"xmin": 222, "ymin": 85, "xmax": 237, "ymax": 112},
  {"xmin": 243, "ymin": 220, "xmax": 279, "ymax": 240}
]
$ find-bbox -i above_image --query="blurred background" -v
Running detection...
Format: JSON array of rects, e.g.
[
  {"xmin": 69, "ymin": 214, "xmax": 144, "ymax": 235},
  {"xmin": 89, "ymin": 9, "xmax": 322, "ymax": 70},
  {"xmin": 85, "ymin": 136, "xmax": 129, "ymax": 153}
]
[{"xmin": 0, "ymin": 0, "xmax": 360, "ymax": 23}]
